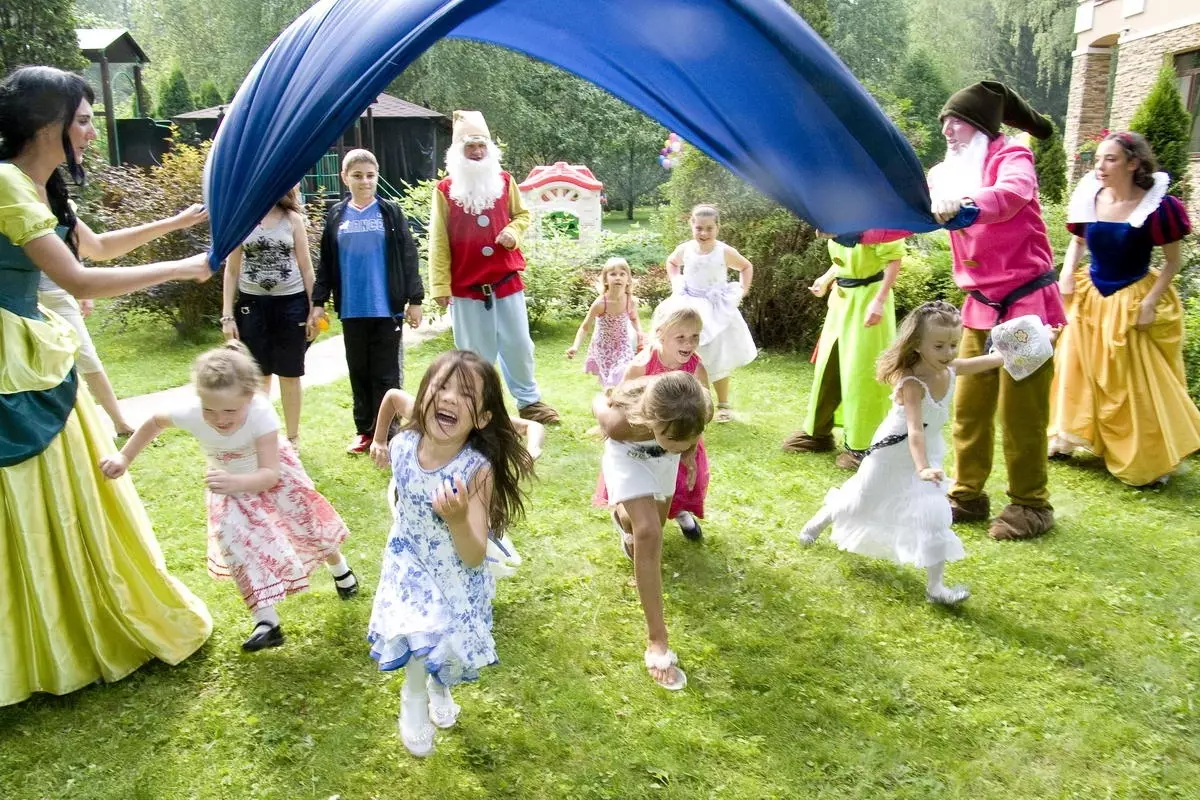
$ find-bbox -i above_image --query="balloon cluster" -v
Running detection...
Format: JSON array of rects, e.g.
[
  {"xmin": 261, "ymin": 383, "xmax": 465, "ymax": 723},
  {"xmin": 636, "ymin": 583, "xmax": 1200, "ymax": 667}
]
[{"xmin": 658, "ymin": 133, "xmax": 683, "ymax": 169}]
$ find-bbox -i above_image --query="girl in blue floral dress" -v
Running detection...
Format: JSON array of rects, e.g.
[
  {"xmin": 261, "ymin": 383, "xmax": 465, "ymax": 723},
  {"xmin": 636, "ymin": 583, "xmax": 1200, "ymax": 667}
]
[{"xmin": 367, "ymin": 350, "xmax": 535, "ymax": 757}]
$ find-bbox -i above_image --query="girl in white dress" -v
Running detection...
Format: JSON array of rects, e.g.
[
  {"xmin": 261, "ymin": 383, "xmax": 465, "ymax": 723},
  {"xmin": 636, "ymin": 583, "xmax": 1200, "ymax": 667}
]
[
  {"xmin": 664, "ymin": 204, "xmax": 756, "ymax": 422},
  {"xmin": 797, "ymin": 302, "xmax": 1004, "ymax": 605},
  {"xmin": 100, "ymin": 342, "xmax": 358, "ymax": 650}
]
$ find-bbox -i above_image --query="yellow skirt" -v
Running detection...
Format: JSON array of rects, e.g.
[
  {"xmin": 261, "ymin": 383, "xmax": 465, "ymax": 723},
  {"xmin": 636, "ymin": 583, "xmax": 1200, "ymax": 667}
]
[
  {"xmin": 0, "ymin": 307, "xmax": 211, "ymax": 707},
  {"xmin": 1049, "ymin": 269, "xmax": 1200, "ymax": 486}
]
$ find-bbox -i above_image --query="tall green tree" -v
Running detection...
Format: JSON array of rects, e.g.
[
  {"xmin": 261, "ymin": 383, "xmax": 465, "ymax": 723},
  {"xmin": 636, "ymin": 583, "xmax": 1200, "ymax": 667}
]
[
  {"xmin": 827, "ymin": 0, "xmax": 910, "ymax": 87},
  {"xmin": 1129, "ymin": 65, "xmax": 1193, "ymax": 200},
  {"xmin": 155, "ymin": 64, "xmax": 194, "ymax": 119},
  {"xmin": 195, "ymin": 80, "xmax": 223, "ymax": 109},
  {"xmin": 591, "ymin": 99, "xmax": 667, "ymax": 220},
  {"xmin": 898, "ymin": 49, "xmax": 950, "ymax": 166},
  {"xmin": 0, "ymin": 0, "xmax": 88, "ymax": 75},
  {"xmin": 1032, "ymin": 122, "xmax": 1067, "ymax": 204}
]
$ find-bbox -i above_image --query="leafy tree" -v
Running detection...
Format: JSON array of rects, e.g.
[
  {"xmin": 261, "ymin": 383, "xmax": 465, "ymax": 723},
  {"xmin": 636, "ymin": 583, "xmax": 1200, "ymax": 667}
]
[
  {"xmin": 788, "ymin": 0, "xmax": 833, "ymax": 39},
  {"xmin": 590, "ymin": 96, "xmax": 667, "ymax": 221},
  {"xmin": 1031, "ymin": 121, "xmax": 1067, "ymax": 204},
  {"xmin": 196, "ymin": 80, "xmax": 223, "ymax": 109},
  {"xmin": 827, "ymin": 0, "xmax": 910, "ymax": 86},
  {"xmin": 0, "ymin": 0, "xmax": 88, "ymax": 74},
  {"xmin": 1129, "ymin": 65, "xmax": 1193, "ymax": 200},
  {"xmin": 155, "ymin": 64, "xmax": 194, "ymax": 119},
  {"xmin": 898, "ymin": 49, "xmax": 950, "ymax": 166}
]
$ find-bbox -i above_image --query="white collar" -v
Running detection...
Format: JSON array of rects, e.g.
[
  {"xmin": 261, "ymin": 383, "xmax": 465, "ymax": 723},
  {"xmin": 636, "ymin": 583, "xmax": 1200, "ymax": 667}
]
[{"xmin": 1067, "ymin": 171, "xmax": 1169, "ymax": 228}]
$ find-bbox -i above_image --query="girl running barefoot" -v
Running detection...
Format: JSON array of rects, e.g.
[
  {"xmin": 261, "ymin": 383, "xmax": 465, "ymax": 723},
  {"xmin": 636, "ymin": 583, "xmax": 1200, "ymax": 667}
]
[
  {"xmin": 594, "ymin": 372, "xmax": 711, "ymax": 689},
  {"xmin": 566, "ymin": 257, "xmax": 643, "ymax": 387},
  {"xmin": 100, "ymin": 342, "xmax": 357, "ymax": 651},
  {"xmin": 798, "ymin": 302, "xmax": 1006, "ymax": 605},
  {"xmin": 366, "ymin": 350, "xmax": 534, "ymax": 756},
  {"xmin": 371, "ymin": 382, "xmax": 545, "ymax": 577},
  {"xmin": 664, "ymin": 204, "xmax": 756, "ymax": 421}
]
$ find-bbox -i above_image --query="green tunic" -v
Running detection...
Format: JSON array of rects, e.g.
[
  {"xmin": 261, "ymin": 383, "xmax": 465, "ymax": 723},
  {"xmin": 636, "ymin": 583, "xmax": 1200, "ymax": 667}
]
[{"xmin": 802, "ymin": 239, "xmax": 904, "ymax": 451}]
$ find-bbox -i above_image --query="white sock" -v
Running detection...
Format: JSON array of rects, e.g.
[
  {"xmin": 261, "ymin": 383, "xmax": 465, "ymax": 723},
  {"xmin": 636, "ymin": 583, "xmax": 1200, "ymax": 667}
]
[
  {"xmin": 404, "ymin": 656, "xmax": 429, "ymax": 703},
  {"xmin": 675, "ymin": 511, "xmax": 696, "ymax": 531},
  {"xmin": 327, "ymin": 556, "xmax": 356, "ymax": 587},
  {"xmin": 252, "ymin": 605, "xmax": 280, "ymax": 628},
  {"xmin": 925, "ymin": 561, "xmax": 946, "ymax": 592}
]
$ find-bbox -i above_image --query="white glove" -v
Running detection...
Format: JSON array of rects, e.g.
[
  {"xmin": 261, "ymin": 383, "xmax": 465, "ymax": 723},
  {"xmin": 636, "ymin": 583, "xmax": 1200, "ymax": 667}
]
[{"xmin": 932, "ymin": 197, "xmax": 966, "ymax": 224}]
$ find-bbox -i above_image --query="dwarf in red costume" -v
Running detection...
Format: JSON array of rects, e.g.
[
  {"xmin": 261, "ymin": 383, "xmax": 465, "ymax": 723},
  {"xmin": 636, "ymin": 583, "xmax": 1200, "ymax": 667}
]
[{"xmin": 428, "ymin": 111, "xmax": 559, "ymax": 423}]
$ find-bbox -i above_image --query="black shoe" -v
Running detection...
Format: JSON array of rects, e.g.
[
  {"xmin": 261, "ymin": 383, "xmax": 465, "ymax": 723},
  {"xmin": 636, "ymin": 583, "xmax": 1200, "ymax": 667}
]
[
  {"xmin": 677, "ymin": 513, "xmax": 703, "ymax": 542},
  {"xmin": 333, "ymin": 568, "xmax": 360, "ymax": 600},
  {"xmin": 242, "ymin": 622, "xmax": 284, "ymax": 652}
]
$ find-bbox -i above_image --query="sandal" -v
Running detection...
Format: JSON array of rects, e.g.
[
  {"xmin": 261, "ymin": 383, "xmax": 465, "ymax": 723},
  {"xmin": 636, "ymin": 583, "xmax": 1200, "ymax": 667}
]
[
  {"xmin": 611, "ymin": 510, "xmax": 634, "ymax": 562},
  {"xmin": 925, "ymin": 584, "xmax": 971, "ymax": 606},
  {"xmin": 426, "ymin": 676, "xmax": 461, "ymax": 729},
  {"xmin": 714, "ymin": 403, "xmax": 734, "ymax": 423},
  {"xmin": 644, "ymin": 648, "xmax": 687, "ymax": 691}
]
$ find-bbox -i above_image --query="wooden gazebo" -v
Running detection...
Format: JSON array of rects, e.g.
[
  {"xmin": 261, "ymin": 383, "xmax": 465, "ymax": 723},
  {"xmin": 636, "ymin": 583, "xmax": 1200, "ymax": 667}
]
[{"xmin": 77, "ymin": 28, "xmax": 150, "ymax": 165}]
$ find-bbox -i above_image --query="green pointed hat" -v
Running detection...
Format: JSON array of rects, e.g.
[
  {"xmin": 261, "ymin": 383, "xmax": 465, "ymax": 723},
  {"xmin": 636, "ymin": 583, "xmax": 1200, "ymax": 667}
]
[{"xmin": 940, "ymin": 81, "xmax": 1054, "ymax": 140}]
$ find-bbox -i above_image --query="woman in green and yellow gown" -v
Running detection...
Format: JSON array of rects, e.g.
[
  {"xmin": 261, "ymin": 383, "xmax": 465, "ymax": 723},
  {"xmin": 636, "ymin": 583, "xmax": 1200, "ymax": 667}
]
[{"xmin": 1, "ymin": 66, "xmax": 213, "ymax": 707}]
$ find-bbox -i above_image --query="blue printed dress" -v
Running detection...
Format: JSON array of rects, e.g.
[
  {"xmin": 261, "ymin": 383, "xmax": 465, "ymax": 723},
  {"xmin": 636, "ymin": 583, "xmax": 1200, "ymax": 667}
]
[{"xmin": 368, "ymin": 430, "xmax": 497, "ymax": 685}]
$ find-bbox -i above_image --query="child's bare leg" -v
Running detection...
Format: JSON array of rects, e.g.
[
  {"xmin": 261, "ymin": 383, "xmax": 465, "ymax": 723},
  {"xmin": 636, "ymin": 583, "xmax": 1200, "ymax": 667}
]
[
  {"xmin": 278, "ymin": 376, "xmax": 302, "ymax": 440},
  {"xmin": 619, "ymin": 496, "xmax": 678, "ymax": 685},
  {"xmin": 713, "ymin": 377, "xmax": 731, "ymax": 405}
]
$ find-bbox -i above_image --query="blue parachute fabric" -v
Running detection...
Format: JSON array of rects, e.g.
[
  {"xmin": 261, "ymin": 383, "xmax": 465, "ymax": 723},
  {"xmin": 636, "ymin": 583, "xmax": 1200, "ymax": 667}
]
[{"xmin": 204, "ymin": 0, "xmax": 946, "ymax": 269}]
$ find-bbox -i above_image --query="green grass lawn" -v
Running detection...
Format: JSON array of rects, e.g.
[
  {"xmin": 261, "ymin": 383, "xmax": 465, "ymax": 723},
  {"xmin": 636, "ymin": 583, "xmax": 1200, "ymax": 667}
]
[
  {"xmin": 86, "ymin": 300, "xmax": 344, "ymax": 398},
  {"xmin": 603, "ymin": 207, "xmax": 656, "ymax": 235},
  {"xmin": 2, "ymin": 322, "xmax": 1198, "ymax": 799}
]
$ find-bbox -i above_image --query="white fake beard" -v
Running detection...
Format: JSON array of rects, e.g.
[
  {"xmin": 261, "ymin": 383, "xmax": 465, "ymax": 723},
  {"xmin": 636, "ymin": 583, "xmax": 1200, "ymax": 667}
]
[
  {"xmin": 931, "ymin": 129, "xmax": 991, "ymax": 203},
  {"xmin": 446, "ymin": 142, "xmax": 505, "ymax": 215}
]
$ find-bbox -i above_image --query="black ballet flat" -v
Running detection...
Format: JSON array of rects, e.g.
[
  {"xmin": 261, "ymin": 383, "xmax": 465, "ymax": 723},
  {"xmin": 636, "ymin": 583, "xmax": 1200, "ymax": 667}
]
[
  {"xmin": 333, "ymin": 568, "xmax": 360, "ymax": 600},
  {"xmin": 242, "ymin": 622, "xmax": 284, "ymax": 652},
  {"xmin": 680, "ymin": 518, "xmax": 703, "ymax": 542}
]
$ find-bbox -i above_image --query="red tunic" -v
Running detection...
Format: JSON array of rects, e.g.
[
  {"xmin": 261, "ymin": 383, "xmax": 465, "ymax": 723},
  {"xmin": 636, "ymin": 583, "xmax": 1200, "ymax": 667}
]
[{"xmin": 437, "ymin": 171, "xmax": 526, "ymax": 301}]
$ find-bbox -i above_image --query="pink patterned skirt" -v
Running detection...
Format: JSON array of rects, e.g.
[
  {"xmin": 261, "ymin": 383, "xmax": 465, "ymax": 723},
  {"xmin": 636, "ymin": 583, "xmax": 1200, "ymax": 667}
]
[{"xmin": 205, "ymin": 440, "xmax": 350, "ymax": 611}]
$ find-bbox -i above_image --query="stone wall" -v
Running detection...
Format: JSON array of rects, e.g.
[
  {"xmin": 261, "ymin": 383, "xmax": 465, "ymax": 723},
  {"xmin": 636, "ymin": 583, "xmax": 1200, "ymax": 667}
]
[{"xmin": 1065, "ymin": 48, "xmax": 1113, "ymax": 183}]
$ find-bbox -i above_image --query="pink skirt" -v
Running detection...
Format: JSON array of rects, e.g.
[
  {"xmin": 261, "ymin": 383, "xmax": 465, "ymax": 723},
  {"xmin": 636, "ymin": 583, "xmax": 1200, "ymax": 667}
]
[
  {"xmin": 205, "ymin": 441, "xmax": 349, "ymax": 611},
  {"xmin": 592, "ymin": 437, "xmax": 709, "ymax": 519}
]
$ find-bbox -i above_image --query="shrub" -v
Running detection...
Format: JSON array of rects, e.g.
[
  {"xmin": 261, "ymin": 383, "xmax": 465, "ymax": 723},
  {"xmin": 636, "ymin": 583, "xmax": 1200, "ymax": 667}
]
[
  {"xmin": 1185, "ymin": 295, "xmax": 1200, "ymax": 406},
  {"xmin": 1033, "ymin": 123, "xmax": 1068, "ymax": 205},
  {"xmin": 540, "ymin": 211, "xmax": 579, "ymax": 238},
  {"xmin": 1129, "ymin": 65, "xmax": 1192, "ymax": 201},
  {"xmin": 892, "ymin": 231, "xmax": 963, "ymax": 321},
  {"xmin": 79, "ymin": 135, "xmax": 221, "ymax": 339},
  {"xmin": 156, "ymin": 66, "xmax": 195, "ymax": 121}
]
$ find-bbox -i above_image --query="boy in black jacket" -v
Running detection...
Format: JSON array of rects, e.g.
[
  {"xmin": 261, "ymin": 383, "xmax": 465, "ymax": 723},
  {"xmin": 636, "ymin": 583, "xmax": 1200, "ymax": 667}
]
[{"xmin": 309, "ymin": 149, "xmax": 423, "ymax": 453}]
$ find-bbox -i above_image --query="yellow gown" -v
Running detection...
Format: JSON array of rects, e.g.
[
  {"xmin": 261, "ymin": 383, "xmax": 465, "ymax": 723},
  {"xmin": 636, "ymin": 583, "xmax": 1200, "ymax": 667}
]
[{"xmin": 0, "ymin": 163, "xmax": 211, "ymax": 707}]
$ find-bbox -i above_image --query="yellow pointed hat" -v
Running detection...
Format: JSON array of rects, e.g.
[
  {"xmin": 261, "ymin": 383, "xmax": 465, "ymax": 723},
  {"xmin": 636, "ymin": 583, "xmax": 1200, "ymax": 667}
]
[{"xmin": 453, "ymin": 110, "xmax": 491, "ymax": 144}]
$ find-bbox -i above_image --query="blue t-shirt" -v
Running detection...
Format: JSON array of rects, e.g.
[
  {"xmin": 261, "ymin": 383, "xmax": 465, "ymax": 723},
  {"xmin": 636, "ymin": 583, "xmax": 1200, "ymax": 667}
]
[{"xmin": 337, "ymin": 200, "xmax": 391, "ymax": 318}]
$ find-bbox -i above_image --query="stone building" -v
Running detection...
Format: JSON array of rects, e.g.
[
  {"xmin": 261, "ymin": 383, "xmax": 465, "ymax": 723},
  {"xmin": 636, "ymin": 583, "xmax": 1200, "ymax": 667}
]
[{"xmin": 1065, "ymin": 1, "xmax": 1200, "ymax": 213}]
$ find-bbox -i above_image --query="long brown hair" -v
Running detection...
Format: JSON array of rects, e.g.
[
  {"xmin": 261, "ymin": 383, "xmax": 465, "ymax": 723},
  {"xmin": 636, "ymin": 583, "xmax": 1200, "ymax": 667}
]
[
  {"xmin": 1102, "ymin": 132, "xmax": 1158, "ymax": 191},
  {"xmin": 607, "ymin": 371, "xmax": 711, "ymax": 441},
  {"xmin": 406, "ymin": 350, "xmax": 533, "ymax": 534},
  {"xmin": 274, "ymin": 185, "xmax": 303, "ymax": 214},
  {"xmin": 876, "ymin": 301, "xmax": 961, "ymax": 386}
]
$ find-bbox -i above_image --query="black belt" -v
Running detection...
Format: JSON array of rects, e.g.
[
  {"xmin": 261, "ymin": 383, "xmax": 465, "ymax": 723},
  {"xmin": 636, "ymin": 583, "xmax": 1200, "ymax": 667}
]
[
  {"xmin": 969, "ymin": 271, "xmax": 1056, "ymax": 322},
  {"xmin": 471, "ymin": 271, "xmax": 519, "ymax": 310},
  {"xmin": 863, "ymin": 424, "xmax": 928, "ymax": 457},
  {"xmin": 835, "ymin": 271, "xmax": 884, "ymax": 289}
]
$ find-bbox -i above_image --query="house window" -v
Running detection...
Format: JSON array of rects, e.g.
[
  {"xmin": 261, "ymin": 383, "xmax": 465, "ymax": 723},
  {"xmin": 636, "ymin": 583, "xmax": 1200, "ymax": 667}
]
[{"xmin": 1175, "ymin": 51, "xmax": 1200, "ymax": 155}]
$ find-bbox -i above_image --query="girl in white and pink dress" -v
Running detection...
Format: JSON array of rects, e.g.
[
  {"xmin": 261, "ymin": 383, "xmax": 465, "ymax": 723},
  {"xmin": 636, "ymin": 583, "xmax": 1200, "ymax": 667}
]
[
  {"xmin": 664, "ymin": 204, "xmax": 756, "ymax": 421},
  {"xmin": 101, "ymin": 341, "xmax": 359, "ymax": 652},
  {"xmin": 566, "ymin": 257, "xmax": 642, "ymax": 387}
]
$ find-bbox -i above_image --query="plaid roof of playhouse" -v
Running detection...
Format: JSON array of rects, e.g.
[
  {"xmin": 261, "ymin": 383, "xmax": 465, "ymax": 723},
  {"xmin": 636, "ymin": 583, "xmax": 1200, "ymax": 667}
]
[
  {"xmin": 174, "ymin": 92, "xmax": 447, "ymax": 122},
  {"xmin": 518, "ymin": 162, "xmax": 603, "ymax": 192}
]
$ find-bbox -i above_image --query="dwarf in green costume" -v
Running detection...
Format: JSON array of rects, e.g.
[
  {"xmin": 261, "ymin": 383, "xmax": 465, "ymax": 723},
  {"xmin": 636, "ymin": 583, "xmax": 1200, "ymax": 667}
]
[{"xmin": 782, "ymin": 237, "xmax": 904, "ymax": 469}]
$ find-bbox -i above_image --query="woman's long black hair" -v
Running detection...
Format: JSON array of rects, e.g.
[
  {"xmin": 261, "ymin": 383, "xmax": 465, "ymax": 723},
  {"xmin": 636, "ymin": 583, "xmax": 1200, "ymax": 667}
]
[
  {"xmin": 0, "ymin": 66, "xmax": 95, "ymax": 256},
  {"xmin": 407, "ymin": 350, "xmax": 534, "ymax": 534}
]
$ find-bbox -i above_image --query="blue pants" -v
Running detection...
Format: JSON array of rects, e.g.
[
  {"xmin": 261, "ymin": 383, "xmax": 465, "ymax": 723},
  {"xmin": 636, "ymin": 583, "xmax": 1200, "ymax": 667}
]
[{"xmin": 451, "ymin": 291, "xmax": 541, "ymax": 407}]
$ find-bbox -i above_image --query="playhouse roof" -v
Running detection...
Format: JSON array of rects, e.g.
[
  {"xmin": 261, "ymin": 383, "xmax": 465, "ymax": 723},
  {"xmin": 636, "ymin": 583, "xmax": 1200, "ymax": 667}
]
[
  {"xmin": 175, "ymin": 92, "xmax": 447, "ymax": 123},
  {"xmin": 519, "ymin": 162, "xmax": 603, "ymax": 192}
]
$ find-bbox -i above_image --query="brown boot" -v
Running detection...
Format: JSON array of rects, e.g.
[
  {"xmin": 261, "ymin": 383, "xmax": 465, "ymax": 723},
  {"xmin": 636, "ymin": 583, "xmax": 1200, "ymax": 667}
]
[
  {"xmin": 518, "ymin": 401, "xmax": 561, "ymax": 425},
  {"xmin": 949, "ymin": 493, "xmax": 990, "ymax": 523},
  {"xmin": 834, "ymin": 450, "xmax": 863, "ymax": 471},
  {"xmin": 988, "ymin": 504, "xmax": 1054, "ymax": 541},
  {"xmin": 781, "ymin": 431, "xmax": 835, "ymax": 453}
]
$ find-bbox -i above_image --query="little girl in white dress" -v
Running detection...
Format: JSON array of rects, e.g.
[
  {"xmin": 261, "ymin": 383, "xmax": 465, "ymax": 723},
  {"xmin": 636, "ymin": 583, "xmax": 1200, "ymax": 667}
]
[
  {"xmin": 664, "ymin": 204, "xmax": 756, "ymax": 422},
  {"xmin": 798, "ymin": 302, "xmax": 1006, "ymax": 605}
]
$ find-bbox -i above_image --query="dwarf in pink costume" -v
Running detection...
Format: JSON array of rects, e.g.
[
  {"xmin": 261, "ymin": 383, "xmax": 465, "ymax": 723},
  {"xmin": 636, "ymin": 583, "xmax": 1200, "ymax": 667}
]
[{"xmin": 867, "ymin": 81, "xmax": 1065, "ymax": 540}]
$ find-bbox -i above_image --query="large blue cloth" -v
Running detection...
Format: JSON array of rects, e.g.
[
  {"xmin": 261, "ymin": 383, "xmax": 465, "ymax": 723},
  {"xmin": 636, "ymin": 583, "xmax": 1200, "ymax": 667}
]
[{"xmin": 204, "ymin": 0, "xmax": 952, "ymax": 268}]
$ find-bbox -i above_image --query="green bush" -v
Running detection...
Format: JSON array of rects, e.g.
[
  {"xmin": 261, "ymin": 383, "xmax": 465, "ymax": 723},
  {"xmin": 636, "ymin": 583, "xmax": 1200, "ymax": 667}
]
[
  {"xmin": 1033, "ymin": 123, "xmax": 1068, "ymax": 205},
  {"xmin": 156, "ymin": 65, "xmax": 195, "ymax": 120},
  {"xmin": 1129, "ymin": 65, "xmax": 1193, "ymax": 201},
  {"xmin": 79, "ymin": 135, "xmax": 221, "ymax": 339},
  {"xmin": 540, "ymin": 211, "xmax": 579, "ymax": 238},
  {"xmin": 892, "ymin": 231, "xmax": 963, "ymax": 321},
  {"xmin": 1185, "ymin": 295, "xmax": 1200, "ymax": 406}
]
